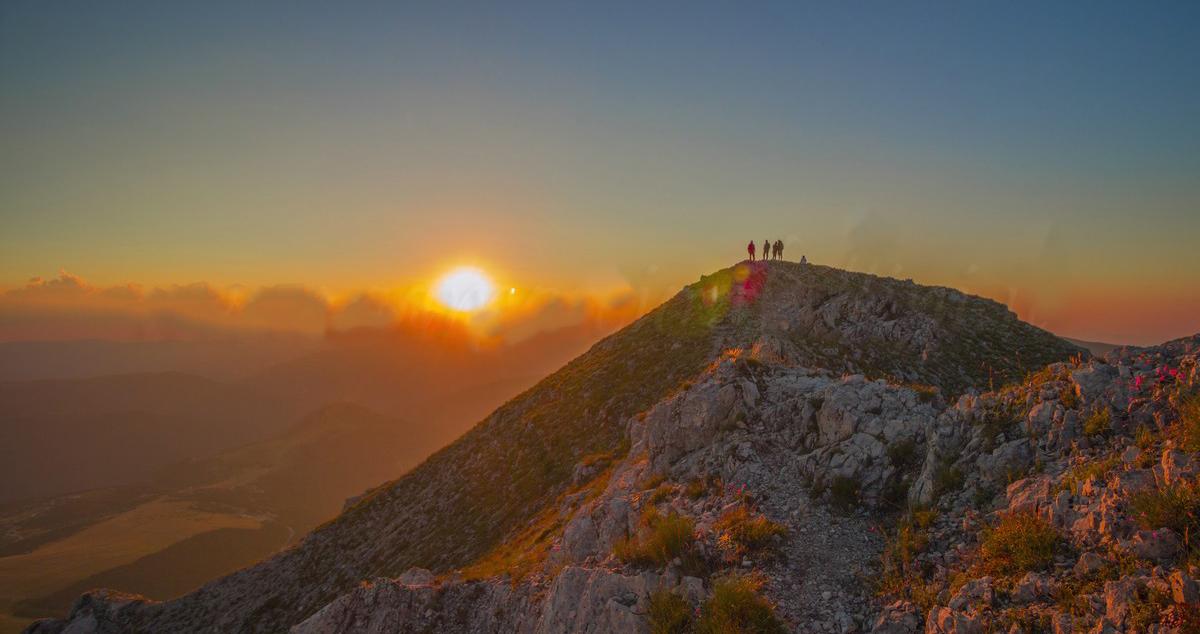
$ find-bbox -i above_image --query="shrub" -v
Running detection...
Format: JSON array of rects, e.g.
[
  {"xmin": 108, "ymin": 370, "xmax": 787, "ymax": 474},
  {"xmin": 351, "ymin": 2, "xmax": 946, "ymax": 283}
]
[
  {"xmin": 907, "ymin": 383, "xmax": 939, "ymax": 404},
  {"xmin": 697, "ymin": 575, "xmax": 786, "ymax": 634},
  {"xmin": 685, "ymin": 475, "xmax": 721, "ymax": 500},
  {"xmin": 650, "ymin": 484, "xmax": 674, "ymax": 504},
  {"xmin": 932, "ymin": 461, "xmax": 964, "ymax": 500},
  {"xmin": 1135, "ymin": 425, "xmax": 1156, "ymax": 451},
  {"xmin": 1129, "ymin": 479, "xmax": 1200, "ymax": 539},
  {"xmin": 876, "ymin": 511, "xmax": 940, "ymax": 611},
  {"xmin": 1058, "ymin": 384, "xmax": 1079, "ymax": 410},
  {"xmin": 974, "ymin": 402, "xmax": 1022, "ymax": 449},
  {"xmin": 1128, "ymin": 584, "xmax": 1172, "ymax": 632},
  {"xmin": 714, "ymin": 506, "xmax": 786, "ymax": 555},
  {"xmin": 643, "ymin": 473, "xmax": 668, "ymax": 490},
  {"xmin": 615, "ymin": 508, "xmax": 697, "ymax": 568},
  {"xmin": 887, "ymin": 438, "xmax": 919, "ymax": 472},
  {"xmin": 1057, "ymin": 455, "xmax": 1120, "ymax": 496},
  {"xmin": 829, "ymin": 476, "xmax": 861, "ymax": 511},
  {"xmin": 977, "ymin": 512, "xmax": 1061, "ymax": 577},
  {"xmin": 647, "ymin": 589, "xmax": 694, "ymax": 634},
  {"xmin": 1083, "ymin": 408, "xmax": 1111, "ymax": 436}
]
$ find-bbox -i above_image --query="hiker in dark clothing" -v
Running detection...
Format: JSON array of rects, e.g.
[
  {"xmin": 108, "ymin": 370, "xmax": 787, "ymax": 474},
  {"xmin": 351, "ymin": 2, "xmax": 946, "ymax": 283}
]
[
  {"xmin": 747, "ymin": 240, "xmax": 756, "ymax": 261},
  {"xmin": 774, "ymin": 239, "xmax": 783, "ymax": 260}
]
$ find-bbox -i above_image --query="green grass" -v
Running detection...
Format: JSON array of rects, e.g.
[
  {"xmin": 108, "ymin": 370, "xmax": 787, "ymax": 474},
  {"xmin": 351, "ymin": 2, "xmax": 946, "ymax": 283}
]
[{"xmin": 976, "ymin": 512, "xmax": 1060, "ymax": 578}]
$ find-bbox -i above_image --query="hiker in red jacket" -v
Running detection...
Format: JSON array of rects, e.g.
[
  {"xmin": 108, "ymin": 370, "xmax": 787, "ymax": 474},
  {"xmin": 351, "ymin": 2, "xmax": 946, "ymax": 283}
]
[{"xmin": 747, "ymin": 240, "xmax": 756, "ymax": 261}]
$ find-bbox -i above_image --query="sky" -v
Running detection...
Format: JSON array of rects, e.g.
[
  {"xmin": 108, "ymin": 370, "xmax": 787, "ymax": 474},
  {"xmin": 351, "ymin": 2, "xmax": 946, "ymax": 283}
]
[{"xmin": 1, "ymin": 1, "xmax": 1198, "ymax": 345}]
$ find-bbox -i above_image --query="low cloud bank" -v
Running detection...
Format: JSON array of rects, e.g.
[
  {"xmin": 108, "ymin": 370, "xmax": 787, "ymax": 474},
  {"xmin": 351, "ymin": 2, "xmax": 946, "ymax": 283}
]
[{"xmin": 0, "ymin": 271, "xmax": 653, "ymax": 345}]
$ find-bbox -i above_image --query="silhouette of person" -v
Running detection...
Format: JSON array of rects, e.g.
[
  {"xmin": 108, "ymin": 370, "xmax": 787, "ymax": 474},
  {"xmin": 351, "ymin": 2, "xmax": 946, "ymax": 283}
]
[
  {"xmin": 747, "ymin": 240, "xmax": 756, "ymax": 261},
  {"xmin": 774, "ymin": 239, "xmax": 783, "ymax": 261},
  {"xmin": 762, "ymin": 240, "xmax": 770, "ymax": 262},
  {"xmin": 800, "ymin": 255, "xmax": 807, "ymax": 265}
]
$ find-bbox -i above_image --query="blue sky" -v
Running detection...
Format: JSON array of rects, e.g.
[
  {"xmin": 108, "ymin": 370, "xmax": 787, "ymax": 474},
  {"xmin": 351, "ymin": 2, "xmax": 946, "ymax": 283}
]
[{"xmin": 2, "ymin": 1, "xmax": 1198, "ymax": 342}]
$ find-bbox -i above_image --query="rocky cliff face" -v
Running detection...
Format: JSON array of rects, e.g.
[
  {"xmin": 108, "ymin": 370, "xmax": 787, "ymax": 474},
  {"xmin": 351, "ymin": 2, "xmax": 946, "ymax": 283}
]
[{"xmin": 28, "ymin": 261, "xmax": 1094, "ymax": 634}]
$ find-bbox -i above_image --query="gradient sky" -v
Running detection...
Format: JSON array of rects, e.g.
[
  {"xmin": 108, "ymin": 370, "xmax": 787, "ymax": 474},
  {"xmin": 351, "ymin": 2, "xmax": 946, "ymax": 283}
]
[{"xmin": 2, "ymin": 1, "xmax": 1198, "ymax": 344}]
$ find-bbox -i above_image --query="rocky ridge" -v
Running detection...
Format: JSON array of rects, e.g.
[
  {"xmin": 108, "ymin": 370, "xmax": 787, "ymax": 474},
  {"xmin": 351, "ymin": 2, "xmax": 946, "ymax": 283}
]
[
  {"xmin": 28, "ymin": 261, "xmax": 1088, "ymax": 633},
  {"xmin": 288, "ymin": 335, "xmax": 1200, "ymax": 633}
]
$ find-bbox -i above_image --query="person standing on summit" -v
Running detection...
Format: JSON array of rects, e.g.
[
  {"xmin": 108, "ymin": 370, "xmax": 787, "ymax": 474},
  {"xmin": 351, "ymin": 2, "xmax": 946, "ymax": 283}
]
[
  {"xmin": 774, "ymin": 239, "xmax": 784, "ymax": 260},
  {"xmin": 763, "ymin": 240, "xmax": 770, "ymax": 261},
  {"xmin": 747, "ymin": 240, "xmax": 756, "ymax": 261}
]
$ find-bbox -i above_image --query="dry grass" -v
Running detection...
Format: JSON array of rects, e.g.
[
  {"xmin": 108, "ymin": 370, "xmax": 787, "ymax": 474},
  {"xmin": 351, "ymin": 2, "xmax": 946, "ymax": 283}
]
[
  {"xmin": 976, "ymin": 512, "xmax": 1060, "ymax": 578},
  {"xmin": 614, "ymin": 508, "xmax": 697, "ymax": 569},
  {"xmin": 697, "ymin": 575, "xmax": 786, "ymax": 634},
  {"xmin": 462, "ymin": 464, "xmax": 613, "ymax": 582},
  {"xmin": 1129, "ymin": 477, "xmax": 1200, "ymax": 551},
  {"xmin": 1174, "ymin": 393, "xmax": 1200, "ymax": 452},
  {"xmin": 713, "ymin": 506, "xmax": 786, "ymax": 557},
  {"xmin": 1057, "ymin": 454, "xmax": 1120, "ymax": 496},
  {"xmin": 1082, "ymin": 408, "xmax": 1111, "ymax": 436},
  {"xmin": 877, "ymin": 511, "xmax": 939, "ymax": 612},
  {"xmin": 647, "ymin": 589, "xmax": 693, "ymax": 634}
]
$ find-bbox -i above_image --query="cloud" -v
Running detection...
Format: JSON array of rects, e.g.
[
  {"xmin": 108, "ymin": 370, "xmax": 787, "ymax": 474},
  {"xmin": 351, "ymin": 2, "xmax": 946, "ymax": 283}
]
[
  {"xmin": 0, "ymin": 271, "xmax": 651, "ymax": 345},
  {"xmin": 330, "ymin": 294, "xmax": 396, "ymax": 331},
  {"xmin": 5, "ymin": 270, "xmax": 93, "ymax": 300},
  {"xmin": 241, "ymin": 286, "xmax": 329, "ymax": 333}
]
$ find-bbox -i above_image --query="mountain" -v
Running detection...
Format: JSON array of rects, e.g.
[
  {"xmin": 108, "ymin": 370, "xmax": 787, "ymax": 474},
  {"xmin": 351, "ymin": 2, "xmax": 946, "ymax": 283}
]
[
  {"xmin": 1064, "ymin": 336, "xmax": 1125, "ymax": 358},
  {"xmin": 0, "ymin": 372, "xmax": 302, "ymax": 503},
  {"xmin": 240, "ymin": 320, "xmax": 619, "ymax": 426},
  {"xmin": 3, "ymin": 403, "xmax": 446, "ymax": 629},
  {"xmin": 28, "ymin": 261, "xmax": 1088, "ymax": 633}
]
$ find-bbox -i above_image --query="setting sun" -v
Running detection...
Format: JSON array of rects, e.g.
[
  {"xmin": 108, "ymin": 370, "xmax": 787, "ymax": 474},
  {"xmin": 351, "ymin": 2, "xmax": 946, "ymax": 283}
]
[{"xmin": 434, "ymin": 267, "xmax": 496, "ymax": 312}]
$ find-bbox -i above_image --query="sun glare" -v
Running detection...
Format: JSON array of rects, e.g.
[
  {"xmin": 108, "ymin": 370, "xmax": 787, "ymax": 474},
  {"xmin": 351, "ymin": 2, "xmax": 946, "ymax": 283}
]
[{"xmin": 434, "ymin": 267, "xmax": 495, "ymax": 312}]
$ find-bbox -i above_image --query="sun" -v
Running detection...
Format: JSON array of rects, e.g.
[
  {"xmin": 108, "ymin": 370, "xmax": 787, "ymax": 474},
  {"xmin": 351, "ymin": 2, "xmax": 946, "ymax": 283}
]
[{"xmin": 434, "ymin": 267, "xmax": 496, "ymax": 312}]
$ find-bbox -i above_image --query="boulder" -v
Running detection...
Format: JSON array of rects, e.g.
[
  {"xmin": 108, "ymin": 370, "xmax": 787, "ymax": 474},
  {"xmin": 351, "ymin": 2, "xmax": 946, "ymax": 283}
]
[
  {"xmin": 396, "ymin": 568, "xmax": 435, "ymax": 586},
  {"xmin": 925, "ymin": 607, "xmax": 983, "ymax": 634},
  {"xmin": 1170, "ymin": 570, "xmax": 1200, "ymax": 605},
  {"xmin": 870, "ymin": 601, "xmax": 921, "ymax": 634},
  {"xmin": 1125, "ymin": 529, "xmax": 1182, "ymax": 563}
]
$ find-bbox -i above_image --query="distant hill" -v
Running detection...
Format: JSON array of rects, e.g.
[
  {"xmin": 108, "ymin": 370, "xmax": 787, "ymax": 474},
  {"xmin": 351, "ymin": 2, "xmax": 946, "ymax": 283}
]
[
  {"xmin": 6, "ymin": 403, "xmax": 444, "ymax": 626},
  {"xmin": 241, "ymin": 321, "xmax": 616, "ymax": 427},
  {"xmin": 32, "ymin": 261, "xmax": 1084, "ymax": 632},
  {"xmin": 0, "ymin": 372, "xmax": 301, "ymax": 503},
  {"xmin": 0, "ymin": 337, "xmax": 319, "ymax": 383},
  {"xmin": 1063, "ymin": 336, "xmax": 1125, "ymax": 357}
]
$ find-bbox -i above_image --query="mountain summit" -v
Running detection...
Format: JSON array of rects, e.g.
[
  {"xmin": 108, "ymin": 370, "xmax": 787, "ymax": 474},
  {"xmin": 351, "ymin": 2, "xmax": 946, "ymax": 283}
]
[{"xmin": 31, "ymin": 262, "xmax": 1096, "ymax": 633}]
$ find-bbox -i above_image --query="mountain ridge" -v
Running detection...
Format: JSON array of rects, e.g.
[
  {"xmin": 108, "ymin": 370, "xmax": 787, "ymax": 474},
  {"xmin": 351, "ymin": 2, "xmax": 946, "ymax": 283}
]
[{"xmin": 27, "ymin": 261, "xmax": 1088, "ymax": 633}]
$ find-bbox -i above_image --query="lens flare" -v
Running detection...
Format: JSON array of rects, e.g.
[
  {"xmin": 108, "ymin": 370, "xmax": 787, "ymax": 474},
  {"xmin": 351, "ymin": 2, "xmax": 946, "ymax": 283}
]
[{"xmin": 434, "ymin": 267, "xmax": 495, "ymax": 311}]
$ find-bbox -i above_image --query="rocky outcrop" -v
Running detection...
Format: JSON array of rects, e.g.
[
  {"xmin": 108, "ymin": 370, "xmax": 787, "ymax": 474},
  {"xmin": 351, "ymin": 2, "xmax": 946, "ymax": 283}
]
[{"xmin": 877, "ymin": 335, "xmax": 1200, "ymax": 633}]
